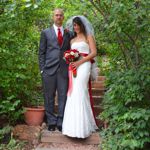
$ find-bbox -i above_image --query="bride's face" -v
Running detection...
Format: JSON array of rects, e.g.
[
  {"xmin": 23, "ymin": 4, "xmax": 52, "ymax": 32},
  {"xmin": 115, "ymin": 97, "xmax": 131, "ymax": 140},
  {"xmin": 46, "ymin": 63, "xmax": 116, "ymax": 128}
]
[{"xmin": 73, "ymin": 23, "xmax": 81, "ymax": 34}]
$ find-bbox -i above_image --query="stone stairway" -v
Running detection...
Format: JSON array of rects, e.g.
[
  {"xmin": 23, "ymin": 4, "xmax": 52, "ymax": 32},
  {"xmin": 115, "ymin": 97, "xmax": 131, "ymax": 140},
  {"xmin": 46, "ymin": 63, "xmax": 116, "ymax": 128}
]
[
  {"xmin": 36, "ymin": 130, "xmax": 101, "ymax": 150},
  {"xmin": 36, "ymin": 76, "xmax": 105, "ymax": 150},
  {"xmin": 92, "ymin": 76, "xmax": 106, "ymax": 128}
]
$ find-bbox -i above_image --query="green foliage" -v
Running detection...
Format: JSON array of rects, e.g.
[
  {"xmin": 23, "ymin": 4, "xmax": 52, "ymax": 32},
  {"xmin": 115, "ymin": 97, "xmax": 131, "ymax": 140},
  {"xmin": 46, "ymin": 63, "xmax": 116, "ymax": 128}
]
[
  {"xmin": 0, "ymin": 125, "xmax": 11, "ymax": 142},
  {"xmin": 0, "ymin": 125, "xmax": 25, "ymax": 150},
  {"xmin": 1, "ymin": 1, "xmax": 149, "ymax": 149},
  {"xmin": 0, "ymin": 97, "xmax": 23, "ymax": 124},
  {"xmin": 97, "ymin": 56, "xmax": 110, "ymax": 75},
  {"xmin": 0, "ymin": 135, "xmax": 25, "ymax": 150},
  {"xmin": 100, "ymin": 69, "xmax": 150, "ymax": 150},
  {"xmin": 0, "ymin": 0, "xmax": 52, "ymax": 123},
  {"xmin": 89, "ymin": 0, "xmax": 150, "ymax": 149}
]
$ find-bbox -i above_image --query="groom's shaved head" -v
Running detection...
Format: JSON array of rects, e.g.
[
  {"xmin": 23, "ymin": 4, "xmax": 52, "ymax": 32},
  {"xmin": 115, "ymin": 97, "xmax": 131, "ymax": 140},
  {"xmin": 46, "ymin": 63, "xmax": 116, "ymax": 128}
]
[
  {"xmin": 53, "ymin": 8, "xmax": 64, "ymax": 26},
  {"xmin": 53, "ymin": 8, "xmax": 64, "ymax": 16}
]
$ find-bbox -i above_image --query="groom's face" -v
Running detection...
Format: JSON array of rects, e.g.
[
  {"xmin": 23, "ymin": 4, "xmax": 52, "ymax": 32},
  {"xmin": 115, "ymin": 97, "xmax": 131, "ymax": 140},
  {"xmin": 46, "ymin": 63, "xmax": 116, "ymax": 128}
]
[{"xmin": 53, "ymin": 9, "xmax": 64, "ymax": 26}]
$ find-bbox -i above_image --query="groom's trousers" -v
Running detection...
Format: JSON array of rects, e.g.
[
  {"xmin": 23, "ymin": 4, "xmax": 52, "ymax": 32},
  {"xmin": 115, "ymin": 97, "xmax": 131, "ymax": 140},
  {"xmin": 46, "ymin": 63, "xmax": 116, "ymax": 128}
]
[{"xmin": 42, "ymin": 67, "xmax": 68, "ymax": 127}]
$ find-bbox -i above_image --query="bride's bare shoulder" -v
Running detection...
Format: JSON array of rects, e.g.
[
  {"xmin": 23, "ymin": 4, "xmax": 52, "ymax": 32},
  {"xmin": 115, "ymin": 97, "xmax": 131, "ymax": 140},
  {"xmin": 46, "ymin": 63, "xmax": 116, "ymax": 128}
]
[
  {"xmin": 87, "ymin": 35, "xmax": 94, "ymax": 40},
  {"xmin": 87, "ymin": 35, "xmax": 95, "ymax": 43}
]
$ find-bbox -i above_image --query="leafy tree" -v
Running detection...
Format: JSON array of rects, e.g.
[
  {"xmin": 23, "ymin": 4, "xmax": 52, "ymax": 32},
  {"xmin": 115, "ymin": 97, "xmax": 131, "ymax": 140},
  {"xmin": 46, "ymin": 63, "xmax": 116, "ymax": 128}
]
[
  {"xmin": 0, "ymin": 0, "xmax": 53, "ymax": 123},
  {"xmin": 89, "ymin": 0, "xmax": 150, "ymax": 149}
]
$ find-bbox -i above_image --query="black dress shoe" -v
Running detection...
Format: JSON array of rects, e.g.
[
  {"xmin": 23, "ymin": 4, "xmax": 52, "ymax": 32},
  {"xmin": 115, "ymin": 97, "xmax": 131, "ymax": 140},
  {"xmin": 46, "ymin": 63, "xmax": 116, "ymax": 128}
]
[
  {"xmin": 48, "ymin": 125, "xmax": 56, "ymax": 131},
  {"xmin": 57, "ymin": 126, "xmax": 62, "ymax": 132}
]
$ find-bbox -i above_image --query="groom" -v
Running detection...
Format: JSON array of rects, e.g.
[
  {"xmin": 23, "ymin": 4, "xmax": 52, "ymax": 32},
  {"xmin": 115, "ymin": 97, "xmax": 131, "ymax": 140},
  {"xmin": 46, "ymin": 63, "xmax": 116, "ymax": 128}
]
[{"xmin": 39, "ymin": 8, "xmax": 72, "ymax": 132}]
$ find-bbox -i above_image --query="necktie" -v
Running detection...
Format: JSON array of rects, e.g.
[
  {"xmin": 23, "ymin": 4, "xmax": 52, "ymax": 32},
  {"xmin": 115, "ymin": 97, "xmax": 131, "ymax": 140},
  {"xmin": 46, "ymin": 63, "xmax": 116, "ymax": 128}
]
[{"xmin": 57, "ymin": 28, "xmax": 63, "ymax": 46}]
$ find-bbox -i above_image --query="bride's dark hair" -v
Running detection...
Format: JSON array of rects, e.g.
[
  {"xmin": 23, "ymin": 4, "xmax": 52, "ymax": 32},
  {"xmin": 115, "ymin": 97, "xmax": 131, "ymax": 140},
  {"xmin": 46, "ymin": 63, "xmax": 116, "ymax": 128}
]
[{"xmin": 73, "ymin": 17, "xmax": 87, "ymax": 37}]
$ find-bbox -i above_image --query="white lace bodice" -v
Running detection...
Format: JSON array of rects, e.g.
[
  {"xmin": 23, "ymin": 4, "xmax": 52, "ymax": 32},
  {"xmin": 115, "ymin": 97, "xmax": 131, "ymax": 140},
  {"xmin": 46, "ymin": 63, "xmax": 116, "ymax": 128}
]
[{"xmin": 71, "ymin": 41, "xmax": 90, "ymax": 54}]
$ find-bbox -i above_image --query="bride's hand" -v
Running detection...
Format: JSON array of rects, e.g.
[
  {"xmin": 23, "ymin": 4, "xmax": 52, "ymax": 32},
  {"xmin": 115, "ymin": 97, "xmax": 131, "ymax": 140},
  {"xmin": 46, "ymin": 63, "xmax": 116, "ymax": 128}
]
[{"xmin": 71, "ymin": 61, "xmax": 80, "ymax": 69}]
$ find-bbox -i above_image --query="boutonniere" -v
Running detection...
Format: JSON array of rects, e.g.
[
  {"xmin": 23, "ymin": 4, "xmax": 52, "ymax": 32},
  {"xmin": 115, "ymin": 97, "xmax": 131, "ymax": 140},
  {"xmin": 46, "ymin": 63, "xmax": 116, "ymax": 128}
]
[{"xmin": 64, "ymin": 28, "xmax": 69, "ymax": 33}]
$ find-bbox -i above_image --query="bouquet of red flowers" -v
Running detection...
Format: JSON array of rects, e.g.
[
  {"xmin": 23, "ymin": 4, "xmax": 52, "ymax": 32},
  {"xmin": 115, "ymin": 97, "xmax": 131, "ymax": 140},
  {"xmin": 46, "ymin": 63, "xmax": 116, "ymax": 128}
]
[
  {"xmin": 63, "ymin": 49, "xmax": 80, "ymax": 64},
  {"xmin": 63, "ymin": 49, "xmax": 80, "ymax": 77}
]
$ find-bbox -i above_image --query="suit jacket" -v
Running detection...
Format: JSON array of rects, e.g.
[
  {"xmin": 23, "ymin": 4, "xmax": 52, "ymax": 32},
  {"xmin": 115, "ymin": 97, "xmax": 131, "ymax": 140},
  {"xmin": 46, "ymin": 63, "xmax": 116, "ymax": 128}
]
[{"xmin": 39, "ymin": 26, "xmax": 73, "ymax": 77}]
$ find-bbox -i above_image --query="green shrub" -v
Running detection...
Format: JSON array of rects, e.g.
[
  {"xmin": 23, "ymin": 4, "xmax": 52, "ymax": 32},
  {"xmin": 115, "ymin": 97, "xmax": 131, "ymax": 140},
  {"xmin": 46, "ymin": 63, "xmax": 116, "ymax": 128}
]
[
  {"xmin": 0, "ymin": 1, "xmax": 49, "ymax": 124},
  {"xmin": 100, "ymin": 68, "xmax": 150, "ymax": 150},
  {"xmin": 0, "ymin": 125, "xmax": 25, "ymax": 150},
  {"xmin": 89, "ymin": 0, "xmax": 150, "ymax": 149}
]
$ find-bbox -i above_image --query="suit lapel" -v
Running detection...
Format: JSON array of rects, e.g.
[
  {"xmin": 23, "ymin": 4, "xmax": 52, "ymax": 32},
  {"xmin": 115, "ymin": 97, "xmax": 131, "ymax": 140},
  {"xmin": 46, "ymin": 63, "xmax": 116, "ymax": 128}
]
[
  {"xmin": 50, "ymin": 26, "xmax": 63, "ymax": 49},
  {"xmin": 50, "ymin": 26, "xmax": 68, "ymax": 49},
  {"xmin": 50, "ymin": 26, "xmax": 58, "ymax": 42},
  {"xmin": 61, "ymin": 31, "xmax": 66, "ymax": 48},
  {"xmin": 61, "ymin": 29, "xmax": 69, "ymax": 49}
]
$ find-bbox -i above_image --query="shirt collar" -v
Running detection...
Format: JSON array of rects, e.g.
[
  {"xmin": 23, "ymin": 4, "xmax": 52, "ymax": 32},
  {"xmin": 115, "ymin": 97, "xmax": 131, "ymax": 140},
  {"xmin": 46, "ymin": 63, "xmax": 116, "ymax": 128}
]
[
  {"xmin": 53, "ymin": 24, "xmax": 64, "ymax": 36},
  {"xmin": 53, "ymin": 24, "xmax": 63, "ymax": 31}
]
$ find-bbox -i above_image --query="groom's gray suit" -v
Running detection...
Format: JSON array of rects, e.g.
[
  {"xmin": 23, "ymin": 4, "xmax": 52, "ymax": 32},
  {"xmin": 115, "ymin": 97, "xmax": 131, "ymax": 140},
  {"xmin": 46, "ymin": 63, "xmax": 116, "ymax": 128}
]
[{"xmin": 39, "ymin": 26, "xmax": 72, "ymax": 127}]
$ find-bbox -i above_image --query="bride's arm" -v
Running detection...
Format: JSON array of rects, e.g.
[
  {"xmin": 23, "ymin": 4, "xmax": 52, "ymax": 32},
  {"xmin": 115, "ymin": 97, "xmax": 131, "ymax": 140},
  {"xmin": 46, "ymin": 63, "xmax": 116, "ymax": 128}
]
[{"xmin": 71, "ymin": 35, "xmax": 97, "ymax": 69}]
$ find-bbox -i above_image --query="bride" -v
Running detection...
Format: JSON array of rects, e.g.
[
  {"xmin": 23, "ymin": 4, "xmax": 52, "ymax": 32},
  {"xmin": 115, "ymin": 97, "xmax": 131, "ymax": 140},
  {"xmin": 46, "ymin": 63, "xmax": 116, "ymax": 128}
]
[{"xmin": 62, "ymin": 16, "xmax": 98, "ymax": 138}]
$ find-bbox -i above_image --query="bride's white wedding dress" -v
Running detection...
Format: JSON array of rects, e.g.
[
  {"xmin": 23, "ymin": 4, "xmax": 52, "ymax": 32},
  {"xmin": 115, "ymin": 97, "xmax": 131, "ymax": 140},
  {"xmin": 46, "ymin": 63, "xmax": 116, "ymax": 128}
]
[{"xmin": 62, "ymin": 41, "xmax": 98, "ymax": 138}]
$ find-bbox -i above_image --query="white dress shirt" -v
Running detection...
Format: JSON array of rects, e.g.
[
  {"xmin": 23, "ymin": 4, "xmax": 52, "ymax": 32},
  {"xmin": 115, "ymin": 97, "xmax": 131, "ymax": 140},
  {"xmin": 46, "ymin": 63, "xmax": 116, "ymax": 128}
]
[{"xmin": 53, "ymin": 24, "xmax": 64, "ymax": 37}]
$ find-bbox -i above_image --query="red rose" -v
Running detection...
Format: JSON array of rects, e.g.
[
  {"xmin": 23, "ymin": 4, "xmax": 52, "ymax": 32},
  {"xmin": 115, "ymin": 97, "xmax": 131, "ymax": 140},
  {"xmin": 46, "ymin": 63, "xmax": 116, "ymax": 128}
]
[{"xmin": 63, "ymin": 49, "xmax": 80, "ymax": 77}]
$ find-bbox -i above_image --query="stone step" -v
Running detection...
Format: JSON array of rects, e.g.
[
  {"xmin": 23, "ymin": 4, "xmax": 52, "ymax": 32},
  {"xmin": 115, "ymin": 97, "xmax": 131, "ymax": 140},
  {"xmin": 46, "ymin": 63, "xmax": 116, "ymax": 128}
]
[
  {"xmin": 40, "ymin": 130, "xmax": 101, "ymax": 145},
  {"xmin": 92, "ymin": 88, "xmax": 105, "ymax": 96},
  {"xmin": 96, "ymin": 118, "xmax": 104, "ymax": 128},
  {"xmin": 93, "ymin": 96, "xmax": 103, "ymax": 105},
  {"xmin": 97, "ymin": 76, "xmax": 106, "ymax": 81},
  {"xmin": 91, "ymin": 81, "xmax": 105, "ymax": 89},
  {"xmin": 94, "ymin": 105, "xmax": 103, "ymax": 117},
  {"xmin": 36, "ymin": 143, "xmax": 99, "ymax": 150}
]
